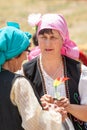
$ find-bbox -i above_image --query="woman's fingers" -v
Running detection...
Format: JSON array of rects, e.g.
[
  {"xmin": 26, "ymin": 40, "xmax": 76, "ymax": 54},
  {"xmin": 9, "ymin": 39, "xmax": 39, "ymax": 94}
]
[
  {"xmin": 54, "ymin": 97, "xmax": 70, "ymax": 108},
  {"xmin": 40, "ymin": 94, "xmax": 54, "ymax": 103}
]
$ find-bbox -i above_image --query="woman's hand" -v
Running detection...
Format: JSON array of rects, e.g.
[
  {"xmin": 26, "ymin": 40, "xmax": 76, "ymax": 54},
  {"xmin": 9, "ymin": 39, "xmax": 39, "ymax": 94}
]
[
  {"xmin": 54, "ymin": 97, "xmax": 70, "ymax": 110},
  {"xmin": 40, "ymin": 94, "xmax": 54, "ymax": 110},
  {"xmin": 40, "ymin": 94, "xmax": 68, "ymax": 122}
]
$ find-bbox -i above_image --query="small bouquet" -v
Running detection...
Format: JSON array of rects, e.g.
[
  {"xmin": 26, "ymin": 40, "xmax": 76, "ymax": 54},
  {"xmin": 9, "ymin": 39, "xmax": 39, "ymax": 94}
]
[{"xmin": 53, "ymin": 77, "xmax": 69, "ymax": 100}]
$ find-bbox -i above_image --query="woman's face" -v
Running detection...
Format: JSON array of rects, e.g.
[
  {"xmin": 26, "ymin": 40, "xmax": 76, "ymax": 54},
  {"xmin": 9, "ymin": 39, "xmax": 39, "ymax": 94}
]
[
  {"xmin": 38, "ymin": 29, "xmax": 63, "ymax": 59},
  {"xmin": 11, "ymin": 51, "xmax": 27, "ymax": 72},
  {"xmin": 15, "ymin": 51, "xmax": 27, "ymax": 69}
]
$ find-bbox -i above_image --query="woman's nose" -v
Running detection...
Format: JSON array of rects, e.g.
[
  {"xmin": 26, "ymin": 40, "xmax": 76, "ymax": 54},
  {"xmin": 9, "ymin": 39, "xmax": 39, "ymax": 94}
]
[{"xmin": 45, "ymin": 38, "xmax": 51, "ymax": 45}]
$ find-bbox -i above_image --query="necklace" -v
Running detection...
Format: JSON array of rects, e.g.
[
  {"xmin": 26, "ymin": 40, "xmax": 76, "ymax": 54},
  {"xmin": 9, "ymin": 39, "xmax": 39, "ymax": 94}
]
[
  {"xmin": 40, "ymin": 55, "xmax": 63, "ymax": 79},
  {"xmin": 51, "ymin": 62, "xmax": 63, "ymax": 79},
  {"xmin": 37, "ymin": 56, "xmax": 69, "ymax": 96}
]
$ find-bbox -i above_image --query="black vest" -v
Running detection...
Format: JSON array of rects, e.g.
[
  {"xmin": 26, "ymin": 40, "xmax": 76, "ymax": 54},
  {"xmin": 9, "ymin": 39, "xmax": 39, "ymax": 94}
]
[
  {"xmin": 0, "ymin": 69, "xmax": 24, "ymax": 130},
  {"xmin": 23, "ymin": 56, "xmax": 86, "ymax": 130}
]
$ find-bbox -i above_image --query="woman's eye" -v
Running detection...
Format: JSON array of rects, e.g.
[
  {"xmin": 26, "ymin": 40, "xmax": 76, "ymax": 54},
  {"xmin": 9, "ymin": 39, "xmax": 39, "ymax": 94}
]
[
  {"xmin": 51, "ymin": 37, "xmax": 55, "ymax": 39},
  {"xmin": 51, "ymin": 36, "xmax": 57, "ymax": 40},
  {"xmin": 41, "ymin": 36, "xmax": 47, "ymax": 39}
]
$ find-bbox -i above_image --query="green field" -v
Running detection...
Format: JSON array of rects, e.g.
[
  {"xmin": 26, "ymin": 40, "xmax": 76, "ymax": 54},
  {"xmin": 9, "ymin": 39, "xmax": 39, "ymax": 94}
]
[{"xmin": 0, "ymin": 0, "xmax": 87, "ymax": 51}]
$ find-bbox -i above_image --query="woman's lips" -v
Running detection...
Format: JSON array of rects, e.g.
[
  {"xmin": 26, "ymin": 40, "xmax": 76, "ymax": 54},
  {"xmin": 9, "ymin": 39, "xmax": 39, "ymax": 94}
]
[{"xmin": 45, "ymin": 49, "xmax": 53, "ymax": 51}]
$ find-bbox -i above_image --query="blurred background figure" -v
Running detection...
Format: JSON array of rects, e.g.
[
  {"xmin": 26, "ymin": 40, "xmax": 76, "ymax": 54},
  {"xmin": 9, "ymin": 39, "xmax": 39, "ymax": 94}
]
[
  {"xmin": 32, "ymin": 32, "xmax": 38, "ymax": 46},
  {"xmin": 79, "ymin": 50, "xmax": 87, "ymax": 66},
  {"xmin": 27, "ymin": 32, "xmax": 41, "ymax": 61}
]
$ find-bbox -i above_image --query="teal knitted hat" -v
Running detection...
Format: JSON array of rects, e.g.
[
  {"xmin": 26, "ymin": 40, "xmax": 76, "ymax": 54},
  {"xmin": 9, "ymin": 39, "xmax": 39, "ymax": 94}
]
[{"xmin": 0, "ymin": 22, "xmax": 32, "ymax": 72}]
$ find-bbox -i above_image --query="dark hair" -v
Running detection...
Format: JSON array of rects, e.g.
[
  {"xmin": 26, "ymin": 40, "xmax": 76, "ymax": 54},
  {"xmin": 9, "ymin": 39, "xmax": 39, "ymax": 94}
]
[
  {"xmin": 16, "ymin": 46, "xmax": 30, "ymax": 58},
  {"xmin": 38, "ymin": 29, "xmax": 53, "ymax": 35},
  {"xmin": 32, "ymin": 33, "xmax": 38, "ymax": 46},
  {"xmin": 33, "ymin": 29, "xmax": 53, "ymax": 46}
]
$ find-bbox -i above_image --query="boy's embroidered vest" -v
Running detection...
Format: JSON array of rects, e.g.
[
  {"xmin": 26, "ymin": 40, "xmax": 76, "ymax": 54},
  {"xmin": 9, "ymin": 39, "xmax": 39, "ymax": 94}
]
[
  {"xmin": 0, "ymin": 70, "xmax": 24, "ymax": 130},
  {"xmin": 23, "ymin": 56, "xmax": 86, "ymax": 130}
]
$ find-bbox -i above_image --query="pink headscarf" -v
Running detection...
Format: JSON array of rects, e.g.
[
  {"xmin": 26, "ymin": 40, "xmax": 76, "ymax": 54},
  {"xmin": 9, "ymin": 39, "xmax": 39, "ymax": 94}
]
[{"xmin": 28, "ymin": 13, "xmax": 79, "ymax": 60}]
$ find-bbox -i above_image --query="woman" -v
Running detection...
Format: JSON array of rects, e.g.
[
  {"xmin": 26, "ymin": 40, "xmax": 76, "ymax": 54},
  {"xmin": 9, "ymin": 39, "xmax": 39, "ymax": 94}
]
[
  {"xmin": 23, "ymin": 13, "xmax": 87, "ymax": 130},
  {"xmin": 0, "ymin": 21, "xmax": 32, "ymax": 130}
]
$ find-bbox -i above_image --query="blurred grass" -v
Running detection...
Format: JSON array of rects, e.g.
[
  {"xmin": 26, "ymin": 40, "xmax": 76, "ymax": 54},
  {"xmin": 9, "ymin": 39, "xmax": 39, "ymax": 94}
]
[{"xmin": 0, "ymin": 0, "xmax": 87, "ymax": 51}]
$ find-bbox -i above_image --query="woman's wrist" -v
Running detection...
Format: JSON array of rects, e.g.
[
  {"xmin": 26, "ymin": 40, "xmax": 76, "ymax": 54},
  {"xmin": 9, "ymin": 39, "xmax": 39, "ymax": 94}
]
[{"xmin": 66, "ymin": 103, "xmax": 72, "ymax": 113}]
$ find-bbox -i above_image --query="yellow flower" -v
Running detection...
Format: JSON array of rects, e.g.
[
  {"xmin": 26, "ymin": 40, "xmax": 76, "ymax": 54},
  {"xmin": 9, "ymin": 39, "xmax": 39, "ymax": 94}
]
[
  {"xmin": 53, "ymin": 79, "xmax": 62, "ymax": 88},
  {"xmin": 53, "ymin": 77, "xmax": 69, "ymax": 99}
]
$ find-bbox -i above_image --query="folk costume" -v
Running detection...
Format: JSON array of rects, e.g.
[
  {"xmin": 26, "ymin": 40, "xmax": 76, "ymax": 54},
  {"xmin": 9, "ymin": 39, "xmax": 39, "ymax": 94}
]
[{"xmin": 23, "ymin": 55, "xmax": 87, "ymax": 130}]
